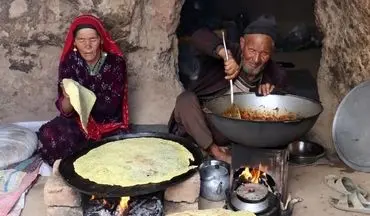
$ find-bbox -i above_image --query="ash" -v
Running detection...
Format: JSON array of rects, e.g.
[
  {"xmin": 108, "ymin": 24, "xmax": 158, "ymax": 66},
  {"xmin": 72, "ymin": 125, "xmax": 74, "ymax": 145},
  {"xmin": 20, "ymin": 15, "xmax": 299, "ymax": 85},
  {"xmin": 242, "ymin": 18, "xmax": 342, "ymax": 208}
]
[
  {"xmin": 83, "ymin": 193, "xmax": 164, "ymax": 216},
  {"xmin": 127, "ymin": 196, "xmax": 164, "ymax": 216}
]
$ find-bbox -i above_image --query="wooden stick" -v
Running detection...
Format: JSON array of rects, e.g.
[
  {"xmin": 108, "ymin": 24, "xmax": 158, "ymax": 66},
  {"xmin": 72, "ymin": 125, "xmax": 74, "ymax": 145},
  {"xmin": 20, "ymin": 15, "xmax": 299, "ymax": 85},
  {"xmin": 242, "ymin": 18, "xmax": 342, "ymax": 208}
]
[{"xmin": 222, "ymin": 31, "xmax": 233, "ymax": 104}]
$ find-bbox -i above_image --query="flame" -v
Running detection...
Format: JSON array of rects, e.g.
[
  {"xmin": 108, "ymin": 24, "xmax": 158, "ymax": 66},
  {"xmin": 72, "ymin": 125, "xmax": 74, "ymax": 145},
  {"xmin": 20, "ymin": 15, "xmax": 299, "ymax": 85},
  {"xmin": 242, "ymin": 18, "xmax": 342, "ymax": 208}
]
[
  {"xmin": 89, "ymin": 195, "xmax": 130, "ymax": 215},
  {"xmin": 118, "ymin": 197, "xmax": 130, "ymax": 215},
  {"xmin": 239, "ymin": 164, "xmax": 267, "ymax": 184}
]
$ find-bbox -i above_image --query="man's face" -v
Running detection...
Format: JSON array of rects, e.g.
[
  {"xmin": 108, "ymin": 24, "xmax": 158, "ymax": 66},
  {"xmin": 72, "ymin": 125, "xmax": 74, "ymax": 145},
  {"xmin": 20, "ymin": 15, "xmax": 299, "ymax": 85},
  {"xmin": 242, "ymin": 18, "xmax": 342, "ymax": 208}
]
[
  {"xmin": 240, "ymin": 34, "xmax": 274, "ymax": 76},
  {"xmin": 74, "ymin": 28, "xmax": 101, "ymax": 64}
]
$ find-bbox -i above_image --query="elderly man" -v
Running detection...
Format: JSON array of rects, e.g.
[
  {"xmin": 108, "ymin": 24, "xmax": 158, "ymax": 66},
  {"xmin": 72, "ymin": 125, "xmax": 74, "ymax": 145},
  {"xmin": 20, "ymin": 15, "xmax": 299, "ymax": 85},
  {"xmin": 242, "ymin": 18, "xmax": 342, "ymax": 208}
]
[{"xmin": 168, "ymin": 15, "xmax": 287, "ymax": 163}]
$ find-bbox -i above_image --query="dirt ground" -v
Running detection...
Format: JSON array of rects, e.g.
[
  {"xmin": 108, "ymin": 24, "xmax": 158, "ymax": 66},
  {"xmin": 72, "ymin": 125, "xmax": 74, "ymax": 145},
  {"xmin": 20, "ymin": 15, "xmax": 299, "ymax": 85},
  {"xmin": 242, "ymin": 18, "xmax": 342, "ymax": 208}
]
[{"xmin": 21, "ymin": 161, "xmax": 370, "ymax": 216}]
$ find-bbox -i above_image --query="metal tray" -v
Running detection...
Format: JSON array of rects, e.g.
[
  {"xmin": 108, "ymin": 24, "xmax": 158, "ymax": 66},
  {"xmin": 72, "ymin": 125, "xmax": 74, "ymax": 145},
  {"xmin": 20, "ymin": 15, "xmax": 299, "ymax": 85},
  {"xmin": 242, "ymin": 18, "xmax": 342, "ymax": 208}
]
[{"xmin": 333, "ymin": 80, "xmax": 370, "ymax": 172}]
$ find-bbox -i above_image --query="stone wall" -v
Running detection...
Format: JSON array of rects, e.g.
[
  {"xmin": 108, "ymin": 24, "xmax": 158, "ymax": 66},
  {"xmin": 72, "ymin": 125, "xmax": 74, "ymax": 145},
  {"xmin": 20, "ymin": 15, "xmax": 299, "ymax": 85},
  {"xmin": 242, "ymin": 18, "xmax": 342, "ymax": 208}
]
[
  {"xmin": 312, "ymin": 0, "xmax": 370, "ymax": 152},
  {"xmin": 0, "ymin": 0, "xmax": 183, "ymax": 124}
]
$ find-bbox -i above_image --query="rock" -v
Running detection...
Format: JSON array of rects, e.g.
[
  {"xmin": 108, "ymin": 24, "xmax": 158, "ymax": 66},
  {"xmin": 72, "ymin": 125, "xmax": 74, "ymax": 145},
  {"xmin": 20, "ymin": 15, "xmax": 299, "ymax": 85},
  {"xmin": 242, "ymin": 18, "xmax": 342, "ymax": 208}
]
[
  {"xmin": 312, "ymin": 0, "xmax": 370, "ymax": 152},
  {"xmin": 0, "ymin": 0, "xmax": 183, "ymax": 125},
  {"xmin": 9, "ymin": 0, "xmax": 28, "ymax": 19},
  {"xmin": 44, "ymin": 175, "xmax": 81, "ymax": 207},
  {"xmin": 46, "ymin": 206, "xmax": 83, "ymax": 216},
  {"xmin": 165, "ymin": 171, "xmax": 200, "ymax": 203},
  {"xmin": 164, "ymin": 201, "xmax": 199, "ymax": 215}
]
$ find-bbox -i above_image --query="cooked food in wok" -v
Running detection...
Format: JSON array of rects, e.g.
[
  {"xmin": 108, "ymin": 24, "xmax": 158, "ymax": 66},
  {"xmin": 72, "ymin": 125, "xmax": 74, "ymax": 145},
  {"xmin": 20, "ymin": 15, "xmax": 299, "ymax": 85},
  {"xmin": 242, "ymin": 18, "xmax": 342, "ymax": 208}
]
[
  {"xmin": 223, "ymin": 107, "xmax": 298, "ymax": 121},
  {"xmin": 73, "ymin": 137, "xmax": 195, "ymax": 187}
]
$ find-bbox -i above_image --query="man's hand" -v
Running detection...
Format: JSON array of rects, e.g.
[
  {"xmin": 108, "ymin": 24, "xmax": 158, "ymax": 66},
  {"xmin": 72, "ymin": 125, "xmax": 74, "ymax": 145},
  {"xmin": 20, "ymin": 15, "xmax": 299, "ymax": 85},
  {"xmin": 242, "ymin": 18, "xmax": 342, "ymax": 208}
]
[
  {"xmin": 224, "ymin": 57, "xmax": 240, "ymax": 80},
  {"xmin": 258, "ymin": 83, "xmax": 275, "ymax": 96},
  {"xmin": 208, "ymin": 144, "xmax": 231, "ymax": 164},
  {"xmin": 217, "ymin": 48, "xmax": 240, "ymax": 80}
]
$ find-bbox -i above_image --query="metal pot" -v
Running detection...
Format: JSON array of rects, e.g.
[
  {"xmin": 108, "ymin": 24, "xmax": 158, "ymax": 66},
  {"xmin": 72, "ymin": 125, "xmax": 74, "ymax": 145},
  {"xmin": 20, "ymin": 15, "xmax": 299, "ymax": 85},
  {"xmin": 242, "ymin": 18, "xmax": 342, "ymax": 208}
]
[
  {"xmin": 199, "ymin": 159, "xmax": 230, "ymax": 201},
  {"xmin": 227, "ymin": 183, "xmax": 280, "ymax": 215},
  {"xmin": 288, "ymin": 140, "xmax": 326, "ymax": 165},
  {"xmin": 203, "ymin": 93, "xmax": 323, "ymax": 148}
]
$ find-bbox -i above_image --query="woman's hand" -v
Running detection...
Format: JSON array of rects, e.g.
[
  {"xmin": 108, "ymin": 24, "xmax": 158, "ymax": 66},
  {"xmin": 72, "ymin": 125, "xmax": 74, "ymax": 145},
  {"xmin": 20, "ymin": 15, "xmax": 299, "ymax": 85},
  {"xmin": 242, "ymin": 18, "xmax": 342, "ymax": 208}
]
[
  {"xmin": 60, "ymin": 82, "xmax": 69, "ymax": 98},
  {"xmin": 60, "ymin": 82, "xmax": 74, "ymax": 114}
]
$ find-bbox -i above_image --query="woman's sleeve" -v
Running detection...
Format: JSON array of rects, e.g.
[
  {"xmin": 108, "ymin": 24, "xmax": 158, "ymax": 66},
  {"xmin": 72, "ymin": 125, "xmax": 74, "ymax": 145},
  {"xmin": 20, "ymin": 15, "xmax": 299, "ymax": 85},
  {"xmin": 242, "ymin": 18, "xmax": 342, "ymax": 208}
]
[{"xmin": 55, "ymin": 61, "xmax": 76, "ymax": 117}]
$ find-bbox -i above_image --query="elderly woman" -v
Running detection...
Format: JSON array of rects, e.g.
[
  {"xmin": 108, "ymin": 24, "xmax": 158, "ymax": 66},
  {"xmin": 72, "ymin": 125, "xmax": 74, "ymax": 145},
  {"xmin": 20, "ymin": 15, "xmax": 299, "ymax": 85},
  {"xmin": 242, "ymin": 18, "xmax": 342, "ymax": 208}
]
[{"xmin": 38, "ymin": 14, "xmax": 129, "ymax": 166}]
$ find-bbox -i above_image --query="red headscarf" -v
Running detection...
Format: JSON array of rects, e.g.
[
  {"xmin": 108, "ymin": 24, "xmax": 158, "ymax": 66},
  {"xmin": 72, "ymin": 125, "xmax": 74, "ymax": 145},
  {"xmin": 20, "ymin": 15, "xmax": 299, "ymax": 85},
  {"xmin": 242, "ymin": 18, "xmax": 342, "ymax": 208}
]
[
  {"xmin": 61, "ymin": 14, "xmax": 129, "ymax": 140},
  {"xmin": 61, "ymin": 14, "xmax": 124, "ymax": 61}
]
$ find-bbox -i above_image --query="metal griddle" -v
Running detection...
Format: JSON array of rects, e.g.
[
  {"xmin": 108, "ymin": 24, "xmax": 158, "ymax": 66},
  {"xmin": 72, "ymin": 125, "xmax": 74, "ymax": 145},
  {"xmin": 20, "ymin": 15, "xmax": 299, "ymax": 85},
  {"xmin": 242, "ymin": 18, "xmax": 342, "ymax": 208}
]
[{"xmin": 59, "ymin": 132, "xmax": 203, "ymax": 197}]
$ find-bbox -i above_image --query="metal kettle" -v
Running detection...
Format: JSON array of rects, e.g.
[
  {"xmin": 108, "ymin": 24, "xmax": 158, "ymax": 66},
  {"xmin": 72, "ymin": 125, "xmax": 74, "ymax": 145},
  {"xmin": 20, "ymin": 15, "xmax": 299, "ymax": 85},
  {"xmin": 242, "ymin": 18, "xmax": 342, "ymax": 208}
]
[{"xmin": 199, "ymin": 159, "xmax": 230, "ymax": 201}]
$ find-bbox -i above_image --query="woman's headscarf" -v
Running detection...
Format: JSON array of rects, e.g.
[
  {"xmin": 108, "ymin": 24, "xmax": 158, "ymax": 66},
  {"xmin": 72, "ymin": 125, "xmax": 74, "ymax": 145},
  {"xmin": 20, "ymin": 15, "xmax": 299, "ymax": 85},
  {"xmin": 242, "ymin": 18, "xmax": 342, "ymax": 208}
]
[
  {"xmin": 60, "ymin": 14, "xmax": 124, "ymax": 61},
  {"xmin": 60, "ymin": 14, "xmax": 129, "ymax": 138}
]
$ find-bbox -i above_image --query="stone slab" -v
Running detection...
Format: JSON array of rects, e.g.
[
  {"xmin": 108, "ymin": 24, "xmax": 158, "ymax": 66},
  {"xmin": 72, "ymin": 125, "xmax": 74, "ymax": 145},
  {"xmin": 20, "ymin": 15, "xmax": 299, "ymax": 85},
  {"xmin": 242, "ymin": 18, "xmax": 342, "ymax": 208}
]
[{"xmin": 165, "ymin": 171, "xmax": 200, "ymax": 203}]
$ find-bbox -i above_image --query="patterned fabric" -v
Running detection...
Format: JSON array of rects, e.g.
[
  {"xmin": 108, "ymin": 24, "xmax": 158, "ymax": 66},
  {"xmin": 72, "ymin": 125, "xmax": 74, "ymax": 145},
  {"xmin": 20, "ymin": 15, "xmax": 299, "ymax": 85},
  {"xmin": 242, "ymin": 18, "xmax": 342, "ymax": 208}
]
[
  {"xmin": 38, "ymin": 14, "xmax": 129, "ymax": 166},
  {"xmin": 39, "ymin": 52, "xmax": 127, "ymax": 165},
  {"xmin": 0, "ymin": 155, "xmax": 42, "ymax": 216},
  {"xmin": 60, "ymin": 14, "xmax": 129, "ymax": 139}
]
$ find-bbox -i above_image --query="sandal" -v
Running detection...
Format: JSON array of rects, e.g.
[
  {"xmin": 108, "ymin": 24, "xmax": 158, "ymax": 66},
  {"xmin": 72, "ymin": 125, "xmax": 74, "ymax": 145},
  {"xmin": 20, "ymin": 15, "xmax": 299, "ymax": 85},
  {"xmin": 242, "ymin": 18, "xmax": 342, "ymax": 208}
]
[
  {"xmin": 325, "ymin": 175, "xmax": 368, "ymax": 197},
  {"xmin": 329, "ymin": 192, "xmax": 370, "ymax": 214}
]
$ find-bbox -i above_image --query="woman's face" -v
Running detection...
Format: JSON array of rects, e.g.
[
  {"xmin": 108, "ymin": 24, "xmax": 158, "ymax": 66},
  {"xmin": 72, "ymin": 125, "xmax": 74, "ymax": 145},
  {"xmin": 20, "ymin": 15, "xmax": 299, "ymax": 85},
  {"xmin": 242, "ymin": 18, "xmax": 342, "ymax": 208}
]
[{"xmin": 74, "ymin": 28, "xmax": 101, "ymax": 64}]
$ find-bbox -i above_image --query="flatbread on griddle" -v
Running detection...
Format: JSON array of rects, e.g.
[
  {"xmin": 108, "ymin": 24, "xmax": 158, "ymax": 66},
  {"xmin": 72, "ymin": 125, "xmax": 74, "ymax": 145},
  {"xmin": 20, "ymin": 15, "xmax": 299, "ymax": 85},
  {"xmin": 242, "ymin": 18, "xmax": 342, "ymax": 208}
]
[
  {"xmin": 73, "ymin": 137, "xmax": 195, "ymax": 187},
  {"xmin": 168, "ymin": 209, "xmax": 256, "ymax": 216}
]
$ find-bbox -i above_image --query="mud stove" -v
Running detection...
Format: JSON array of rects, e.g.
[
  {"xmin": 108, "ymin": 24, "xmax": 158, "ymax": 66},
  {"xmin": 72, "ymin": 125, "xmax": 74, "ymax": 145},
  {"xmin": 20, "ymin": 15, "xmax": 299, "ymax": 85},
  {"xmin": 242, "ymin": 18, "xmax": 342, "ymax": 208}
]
[{"xmin": 226, "ymin": 143, "xmax": 299, "ymax": 216}]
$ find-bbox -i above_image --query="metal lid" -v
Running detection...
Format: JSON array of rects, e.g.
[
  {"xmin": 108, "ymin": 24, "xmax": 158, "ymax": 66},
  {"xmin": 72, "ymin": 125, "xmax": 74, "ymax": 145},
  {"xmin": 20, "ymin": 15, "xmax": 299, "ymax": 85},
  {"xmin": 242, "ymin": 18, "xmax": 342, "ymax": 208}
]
[
  {"xmin": 200, "ymin": 164, "xmax": 228, "ymax": 180},
  {"xmin": 333, "ymin": 80, "xmax": 370, "ymax": 172},
  {"xmin": 199, "ymin": 159, "xmax": 230, "ymax": 180},
  {"xmin": 236, "ymin": 183, "xmax": 268, "ymax": 202}
]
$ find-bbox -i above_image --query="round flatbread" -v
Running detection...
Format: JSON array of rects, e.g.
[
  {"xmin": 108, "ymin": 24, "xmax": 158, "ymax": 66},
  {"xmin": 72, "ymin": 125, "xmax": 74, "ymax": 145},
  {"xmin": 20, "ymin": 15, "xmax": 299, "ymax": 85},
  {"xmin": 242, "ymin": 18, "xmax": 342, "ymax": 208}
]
[
  {"xmin": 73, "ymin": 137, "xmax": 195, "ymax": 187},
  {"xmin": 168, "ymin": 209, "xmax": 256, "ymax": 216}
]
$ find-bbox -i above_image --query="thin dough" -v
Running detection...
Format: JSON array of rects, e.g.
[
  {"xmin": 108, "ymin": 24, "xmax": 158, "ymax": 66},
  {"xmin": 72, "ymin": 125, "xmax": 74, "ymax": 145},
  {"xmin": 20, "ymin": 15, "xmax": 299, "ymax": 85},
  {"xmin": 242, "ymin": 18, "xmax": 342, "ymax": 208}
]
[{"xmin": 62, "ymin": 78, "xmax": 96, "ymax": 133}]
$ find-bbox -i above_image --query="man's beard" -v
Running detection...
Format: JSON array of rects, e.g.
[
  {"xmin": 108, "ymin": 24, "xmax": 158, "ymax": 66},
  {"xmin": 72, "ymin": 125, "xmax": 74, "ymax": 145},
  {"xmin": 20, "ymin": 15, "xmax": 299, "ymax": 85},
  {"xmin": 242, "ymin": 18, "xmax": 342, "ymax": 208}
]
[{"xmin": 241, "ymin": 61, "xmax": 265, "ymax": 76}]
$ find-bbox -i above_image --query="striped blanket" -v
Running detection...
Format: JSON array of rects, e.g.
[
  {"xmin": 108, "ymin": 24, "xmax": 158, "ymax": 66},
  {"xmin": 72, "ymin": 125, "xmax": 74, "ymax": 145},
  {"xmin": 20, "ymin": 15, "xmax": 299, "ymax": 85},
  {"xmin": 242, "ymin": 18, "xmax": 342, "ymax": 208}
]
[{"xmin": 0, "ymin": 155, "xmax": 42, "ymax": 216}]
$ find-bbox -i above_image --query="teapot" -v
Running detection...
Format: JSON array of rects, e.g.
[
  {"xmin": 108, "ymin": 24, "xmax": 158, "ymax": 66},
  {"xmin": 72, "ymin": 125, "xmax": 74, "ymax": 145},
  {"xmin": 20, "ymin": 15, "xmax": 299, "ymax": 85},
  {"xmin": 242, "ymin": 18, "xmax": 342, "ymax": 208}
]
[{"xmin": 199, "ymin": 159, "xmax": 230, "ymax": 201}]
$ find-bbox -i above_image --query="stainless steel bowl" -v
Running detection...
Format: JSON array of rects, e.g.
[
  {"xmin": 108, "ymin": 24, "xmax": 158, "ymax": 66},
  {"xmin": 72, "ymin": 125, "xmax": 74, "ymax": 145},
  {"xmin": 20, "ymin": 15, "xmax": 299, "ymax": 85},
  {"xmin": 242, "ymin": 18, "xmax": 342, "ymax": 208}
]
[{"xmin": 288, "ymin": 140, "xmax": 326, "ymax": 164}]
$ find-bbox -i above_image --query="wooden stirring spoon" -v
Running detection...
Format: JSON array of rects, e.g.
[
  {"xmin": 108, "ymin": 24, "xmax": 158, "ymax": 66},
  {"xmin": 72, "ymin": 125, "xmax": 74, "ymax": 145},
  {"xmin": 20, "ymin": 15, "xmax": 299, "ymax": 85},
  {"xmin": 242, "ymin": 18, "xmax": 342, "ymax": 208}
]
[{"xmin": 222, "ymin": 31, "xmax": 241, "ymax": 119}]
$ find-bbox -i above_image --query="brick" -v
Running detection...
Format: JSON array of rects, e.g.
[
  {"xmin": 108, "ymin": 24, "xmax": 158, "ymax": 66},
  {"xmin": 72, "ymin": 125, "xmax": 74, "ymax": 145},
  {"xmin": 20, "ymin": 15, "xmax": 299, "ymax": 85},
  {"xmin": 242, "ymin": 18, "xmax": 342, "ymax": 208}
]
[
  {"xmin": 44, "ymin": 175, "xmax": 81, "ymax": 207},
  {"xmin": 165, "ymin": 171, "xmax": 200, "ymax": 203},
  {"xmin": 164, "ymin": 201, "xmax": 198, "ymax": 215},
  {"xmin": 46, "ymin": 206, "xmax": 83, "ymax": 216}
]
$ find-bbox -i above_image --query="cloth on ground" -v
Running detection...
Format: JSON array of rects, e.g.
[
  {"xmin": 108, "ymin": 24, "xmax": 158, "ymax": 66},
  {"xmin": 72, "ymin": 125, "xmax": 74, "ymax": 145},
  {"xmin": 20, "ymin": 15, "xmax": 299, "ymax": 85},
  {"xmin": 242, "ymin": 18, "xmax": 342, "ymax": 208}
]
[
  {"xmin": 62, "ymin": 78, "xmax": 97, "ymax": 133},
  {"xmin": 0, "ymin": 155, "xmax": 42, "ymax": 216},
  {"xmin": 0, "ymin": 124, "xmax": 38, "ymax": 169}
]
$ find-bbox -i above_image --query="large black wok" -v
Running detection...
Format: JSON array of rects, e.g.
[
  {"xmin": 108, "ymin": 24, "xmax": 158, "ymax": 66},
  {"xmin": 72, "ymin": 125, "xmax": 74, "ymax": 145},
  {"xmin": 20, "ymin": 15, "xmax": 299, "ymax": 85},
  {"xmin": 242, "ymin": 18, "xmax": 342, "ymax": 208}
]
[
  {"xmin": 203, "ymin": 93, "xmax": 323, "ymax": 148},
  {"xmin": 59, "ymin": 132, "xmax": 203, "ymax": 197}
]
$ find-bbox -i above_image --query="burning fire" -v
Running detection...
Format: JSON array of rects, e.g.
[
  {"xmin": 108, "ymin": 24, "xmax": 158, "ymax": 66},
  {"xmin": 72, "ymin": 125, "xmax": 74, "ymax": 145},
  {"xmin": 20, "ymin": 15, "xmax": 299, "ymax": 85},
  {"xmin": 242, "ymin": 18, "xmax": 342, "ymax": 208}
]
[
  {"xmin": 119, "ymin": 197, "xmax": 130, "ymax": 215},
  {"xmin": 239, "ymin": 164, "xmax": 267, "ymax": 184},
  {"xmin": 89, "ymin": 195, "xmax": 130, "ymax": 215}
]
